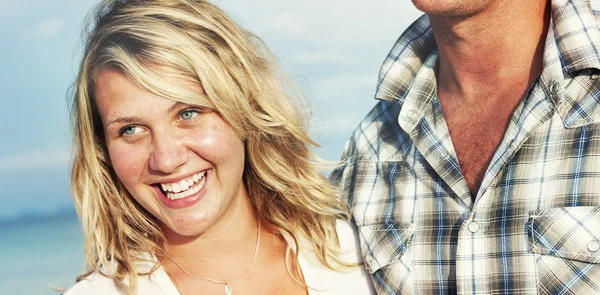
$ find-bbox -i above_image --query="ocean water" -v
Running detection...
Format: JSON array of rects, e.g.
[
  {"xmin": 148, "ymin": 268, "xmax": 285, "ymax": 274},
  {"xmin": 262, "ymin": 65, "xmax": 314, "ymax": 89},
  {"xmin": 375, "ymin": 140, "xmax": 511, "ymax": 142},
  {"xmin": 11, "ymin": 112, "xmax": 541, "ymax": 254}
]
[{"xmin": 0, "ymin": 217, "xmax": 85, "ymax": 295}]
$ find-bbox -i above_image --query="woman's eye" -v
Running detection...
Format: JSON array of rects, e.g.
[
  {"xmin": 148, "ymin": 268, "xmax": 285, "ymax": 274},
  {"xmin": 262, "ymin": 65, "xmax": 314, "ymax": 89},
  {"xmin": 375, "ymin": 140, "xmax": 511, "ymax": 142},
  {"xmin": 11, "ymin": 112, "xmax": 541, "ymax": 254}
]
[
  {"xmin": 180, "ymin": 109, "xmax": 199, "ymax": 121},
  {"xmin": 120, "ymin": 125, "xmax": 143, "ymax": 136}
]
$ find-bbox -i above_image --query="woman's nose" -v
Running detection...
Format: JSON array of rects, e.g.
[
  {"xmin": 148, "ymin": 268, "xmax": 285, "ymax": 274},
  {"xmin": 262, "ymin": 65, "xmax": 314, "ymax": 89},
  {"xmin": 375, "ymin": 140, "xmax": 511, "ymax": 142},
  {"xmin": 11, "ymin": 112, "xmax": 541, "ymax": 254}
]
[{"xmin": 148, "ymin": 131, "xmax": 188, "ymax": 174}]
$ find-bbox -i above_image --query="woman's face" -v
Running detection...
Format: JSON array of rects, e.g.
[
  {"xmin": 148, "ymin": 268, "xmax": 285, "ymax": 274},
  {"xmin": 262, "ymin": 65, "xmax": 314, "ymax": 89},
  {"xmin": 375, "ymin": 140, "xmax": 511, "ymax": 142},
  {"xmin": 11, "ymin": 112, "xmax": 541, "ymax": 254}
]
[{"xmin": 94, "ymin": 69, "xmax": 247, "ymax": 238}]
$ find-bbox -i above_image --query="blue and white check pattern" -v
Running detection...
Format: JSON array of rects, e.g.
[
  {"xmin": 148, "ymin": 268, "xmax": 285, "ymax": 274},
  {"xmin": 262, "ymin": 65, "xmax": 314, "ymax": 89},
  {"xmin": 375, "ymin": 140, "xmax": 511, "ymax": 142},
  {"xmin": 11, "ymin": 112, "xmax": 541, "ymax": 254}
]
[{"xmin": 331, "ymin": 0, "xmax": 600, "ymax": 294}]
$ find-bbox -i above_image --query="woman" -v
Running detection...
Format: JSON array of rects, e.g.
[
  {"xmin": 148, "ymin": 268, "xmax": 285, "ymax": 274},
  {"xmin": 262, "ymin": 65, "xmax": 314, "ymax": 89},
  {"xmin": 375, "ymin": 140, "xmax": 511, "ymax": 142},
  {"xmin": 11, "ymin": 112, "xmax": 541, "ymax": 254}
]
[{"xmin": 64, "ymin": 0, "xmax": 374, "ymax": 294}]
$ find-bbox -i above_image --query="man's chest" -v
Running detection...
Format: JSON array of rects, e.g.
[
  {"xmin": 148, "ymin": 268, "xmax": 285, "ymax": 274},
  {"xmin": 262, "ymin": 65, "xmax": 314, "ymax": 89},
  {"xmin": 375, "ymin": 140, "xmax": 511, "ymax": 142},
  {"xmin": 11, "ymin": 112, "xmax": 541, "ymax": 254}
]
[
  {"xmin": 439, "ymin": 90, "xmax": 524, "ymax": 198},
  {"xmin": 346, "ymin": 117, "xmax": 600, "ymax": 295},
  {"xmin": 443, "ymin": 106, "xmax": 514, "ymax": 198}
]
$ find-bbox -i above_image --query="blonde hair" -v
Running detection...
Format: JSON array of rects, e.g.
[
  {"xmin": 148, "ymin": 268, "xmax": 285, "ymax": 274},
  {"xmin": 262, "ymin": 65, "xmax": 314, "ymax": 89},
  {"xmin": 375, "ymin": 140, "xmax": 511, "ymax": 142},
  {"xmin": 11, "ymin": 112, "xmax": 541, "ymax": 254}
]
[{"xmin": 70, "ymin": 0, "xmax": 349, "ymax": 293}]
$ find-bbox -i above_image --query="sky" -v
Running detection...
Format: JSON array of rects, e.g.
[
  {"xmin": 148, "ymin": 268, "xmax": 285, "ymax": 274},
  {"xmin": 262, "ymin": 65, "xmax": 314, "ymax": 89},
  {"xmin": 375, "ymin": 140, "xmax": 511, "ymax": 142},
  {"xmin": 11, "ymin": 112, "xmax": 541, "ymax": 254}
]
[
  {"xmin": 0, "ymin": 0, "xmax": 423, "ymax": 219},
  {"xmin": 2, "ymin": 1, "xmax": 599, "ymax": 219}
]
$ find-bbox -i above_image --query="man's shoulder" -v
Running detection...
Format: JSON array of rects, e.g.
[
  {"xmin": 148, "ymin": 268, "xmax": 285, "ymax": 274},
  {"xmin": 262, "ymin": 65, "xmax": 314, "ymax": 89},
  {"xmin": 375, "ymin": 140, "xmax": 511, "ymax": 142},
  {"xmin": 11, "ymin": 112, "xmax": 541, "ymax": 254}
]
[{"xmin": 341, "ymin": 100, "xmax": 405, "ymax": 160}]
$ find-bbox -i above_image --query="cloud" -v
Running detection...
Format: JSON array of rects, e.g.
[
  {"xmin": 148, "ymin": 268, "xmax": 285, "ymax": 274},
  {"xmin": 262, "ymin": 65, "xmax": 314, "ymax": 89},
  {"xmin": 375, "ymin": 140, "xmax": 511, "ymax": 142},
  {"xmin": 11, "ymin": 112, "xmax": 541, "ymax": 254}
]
[
  {"xmin": 313, "ymin": 73, "xmax": 376, "ymax": 97},
  {"xmin": 263, "ymin": 12, "xmax": 316, "ymax": 43},
  {"xmin": 30, "ymin": 18, "xmax": 65, "ymax": 39},
  {"xmin": 0, "ymin": 146, "xmax": 70, "ymax": 172},
  {"xmin": 230, "ymin": 0, "xmax": 420, "ymax": 44},
  {"xmin": 311, "ymin": 115, "xmax": 362, "ymax": 135},
  {"xmin": 217, "ymin": 0, "xmax": 422, "ymax": 59},
  {"xmin": 292, "ymin": 50, "xmax": 355, "ymax": 66},
  {"xmin": 0, "ymin": 1, "xmax": 17, "ymax": 16}
]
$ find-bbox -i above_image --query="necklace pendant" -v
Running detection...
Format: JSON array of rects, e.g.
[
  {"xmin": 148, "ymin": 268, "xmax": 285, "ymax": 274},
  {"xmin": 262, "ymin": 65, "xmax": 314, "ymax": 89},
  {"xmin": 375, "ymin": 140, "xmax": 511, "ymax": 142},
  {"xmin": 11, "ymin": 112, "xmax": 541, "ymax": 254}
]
[{"xmin": 225, "ymin": 283, "xmax": 232, "ymax": 295}]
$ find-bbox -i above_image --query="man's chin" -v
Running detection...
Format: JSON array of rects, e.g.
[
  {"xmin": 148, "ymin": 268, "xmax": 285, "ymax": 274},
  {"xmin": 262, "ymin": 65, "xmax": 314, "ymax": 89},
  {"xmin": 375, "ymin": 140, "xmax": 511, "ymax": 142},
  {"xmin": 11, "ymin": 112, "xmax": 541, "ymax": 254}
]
[{"xmin": 411, "ymin": 0, "xmax": 489, "ymax": 18}]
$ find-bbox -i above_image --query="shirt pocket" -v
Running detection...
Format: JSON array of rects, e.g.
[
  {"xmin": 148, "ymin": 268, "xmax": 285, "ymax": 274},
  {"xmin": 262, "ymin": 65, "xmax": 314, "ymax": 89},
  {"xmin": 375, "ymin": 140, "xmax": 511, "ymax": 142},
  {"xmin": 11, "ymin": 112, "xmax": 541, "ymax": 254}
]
[
  {"xmin": 529, "ymin": 206, "xmax": 600, "ymax": 263},
  {"xmin": 528, "ymin": 206, "xmax": 600, "ymax": 294},
  {"xmin": 358, "ymin": 223, "xmax": 416, "ymax": 294}
]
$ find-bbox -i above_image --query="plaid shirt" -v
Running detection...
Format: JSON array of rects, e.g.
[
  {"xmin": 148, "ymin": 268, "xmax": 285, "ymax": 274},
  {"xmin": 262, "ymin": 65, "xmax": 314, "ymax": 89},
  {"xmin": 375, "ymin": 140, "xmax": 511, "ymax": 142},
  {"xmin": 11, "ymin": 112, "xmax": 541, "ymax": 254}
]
[{"xmin": 330, "ymin": 1, "xmax": 600, "ymax": 294}]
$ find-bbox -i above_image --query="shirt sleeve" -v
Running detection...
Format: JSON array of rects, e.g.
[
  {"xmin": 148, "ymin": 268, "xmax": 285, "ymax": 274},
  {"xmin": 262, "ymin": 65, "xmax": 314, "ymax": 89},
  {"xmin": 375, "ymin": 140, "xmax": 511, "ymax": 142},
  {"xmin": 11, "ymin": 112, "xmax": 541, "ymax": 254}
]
[{"xmin": 329, "ymin": 136, "xmax": 355, "ymax": 205}]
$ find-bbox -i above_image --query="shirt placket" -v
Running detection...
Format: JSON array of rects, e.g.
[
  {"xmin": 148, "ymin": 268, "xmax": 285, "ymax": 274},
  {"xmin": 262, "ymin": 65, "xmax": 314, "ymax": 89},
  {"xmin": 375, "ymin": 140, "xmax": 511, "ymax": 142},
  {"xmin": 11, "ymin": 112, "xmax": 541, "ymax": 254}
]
[{"xmin": 454, "ymin": 75, "xmax": 559, "ymax": 295}]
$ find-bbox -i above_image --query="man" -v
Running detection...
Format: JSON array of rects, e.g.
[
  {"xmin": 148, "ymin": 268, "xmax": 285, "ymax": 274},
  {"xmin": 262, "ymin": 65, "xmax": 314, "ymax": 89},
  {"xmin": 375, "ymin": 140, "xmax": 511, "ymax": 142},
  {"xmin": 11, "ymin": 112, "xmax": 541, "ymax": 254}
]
[{"xmin": 331, "ymin": 0, "xmax": 600, "ymax": 294}]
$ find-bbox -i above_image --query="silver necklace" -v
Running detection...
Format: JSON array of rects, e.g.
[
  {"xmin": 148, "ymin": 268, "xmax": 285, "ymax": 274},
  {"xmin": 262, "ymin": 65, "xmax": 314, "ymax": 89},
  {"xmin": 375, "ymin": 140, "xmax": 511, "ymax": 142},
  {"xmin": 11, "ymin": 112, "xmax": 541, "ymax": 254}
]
[{"xmin": 168, "ymin": 220, "xmax": 261, "ymax": 295}]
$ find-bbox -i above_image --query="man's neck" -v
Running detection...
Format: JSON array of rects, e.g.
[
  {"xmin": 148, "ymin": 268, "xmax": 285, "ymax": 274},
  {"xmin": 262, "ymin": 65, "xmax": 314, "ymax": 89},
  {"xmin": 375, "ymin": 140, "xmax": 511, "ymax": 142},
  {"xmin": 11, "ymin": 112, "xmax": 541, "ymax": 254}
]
[{"xmin": 431, "ymin": 0, "xmax": 551, "ymax": 100}]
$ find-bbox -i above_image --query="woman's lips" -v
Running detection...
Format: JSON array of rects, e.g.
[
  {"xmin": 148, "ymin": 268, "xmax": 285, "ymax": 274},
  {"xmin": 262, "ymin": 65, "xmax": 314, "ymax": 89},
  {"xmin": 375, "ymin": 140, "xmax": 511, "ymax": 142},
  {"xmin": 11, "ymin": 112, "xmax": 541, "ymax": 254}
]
[{"xmin": 154, "ymin": 169, "xmax": 211, "ymax": 209}]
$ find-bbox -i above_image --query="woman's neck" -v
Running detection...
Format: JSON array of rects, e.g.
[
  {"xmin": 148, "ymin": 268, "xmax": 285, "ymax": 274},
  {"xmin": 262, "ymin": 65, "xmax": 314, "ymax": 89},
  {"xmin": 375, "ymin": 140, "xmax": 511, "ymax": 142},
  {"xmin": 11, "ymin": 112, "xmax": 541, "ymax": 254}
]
[{"xmin": 161, "ymin": 190, "xmax": 260, "ymax": 276}]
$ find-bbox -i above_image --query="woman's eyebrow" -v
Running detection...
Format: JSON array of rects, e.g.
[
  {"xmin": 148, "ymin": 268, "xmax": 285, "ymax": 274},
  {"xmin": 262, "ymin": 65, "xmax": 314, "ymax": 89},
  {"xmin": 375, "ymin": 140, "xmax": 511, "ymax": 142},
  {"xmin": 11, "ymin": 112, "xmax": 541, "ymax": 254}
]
[
  {"xmin": 105, "ymin": 116, "xmax": 141, "ymax": 128},
  {"xmin": 167, "ymin": 102, "xmax": 186, "ymax": 114},
  {"xmin": 105, "ymin": 102, "xmax": 187, "ymax": 128}
]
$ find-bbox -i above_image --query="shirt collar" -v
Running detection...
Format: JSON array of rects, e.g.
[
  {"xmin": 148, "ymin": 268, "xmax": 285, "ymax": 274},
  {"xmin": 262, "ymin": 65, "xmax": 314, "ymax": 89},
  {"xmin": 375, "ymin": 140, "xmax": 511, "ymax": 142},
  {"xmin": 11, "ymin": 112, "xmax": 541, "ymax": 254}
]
[
  {"xmin": 544, "ymin": 0, "xmax": 600, "ymax": 127},
  {"xmin": 550, "ymin": 0, "xmax": 600, "ymax": 74},
  {"xmin": 374, "ymin": 14, "xmax": 435, "ymax": 104}
]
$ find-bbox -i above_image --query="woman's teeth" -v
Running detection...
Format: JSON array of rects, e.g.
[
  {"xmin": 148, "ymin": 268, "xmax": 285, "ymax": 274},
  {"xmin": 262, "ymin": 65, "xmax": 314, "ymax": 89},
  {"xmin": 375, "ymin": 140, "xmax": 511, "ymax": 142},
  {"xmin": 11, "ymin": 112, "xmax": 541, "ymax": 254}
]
[{"xmin": 160, "ymin": 171, "xmax": 207, "ymax": 200}]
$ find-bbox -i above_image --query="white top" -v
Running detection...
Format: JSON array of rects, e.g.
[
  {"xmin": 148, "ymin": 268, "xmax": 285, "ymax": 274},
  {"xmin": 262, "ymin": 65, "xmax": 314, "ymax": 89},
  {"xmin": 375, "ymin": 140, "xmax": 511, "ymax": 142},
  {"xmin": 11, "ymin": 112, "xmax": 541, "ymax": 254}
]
[{"xmin": 64, "ymin": 221, "xmax": 375, "ymax": 295}]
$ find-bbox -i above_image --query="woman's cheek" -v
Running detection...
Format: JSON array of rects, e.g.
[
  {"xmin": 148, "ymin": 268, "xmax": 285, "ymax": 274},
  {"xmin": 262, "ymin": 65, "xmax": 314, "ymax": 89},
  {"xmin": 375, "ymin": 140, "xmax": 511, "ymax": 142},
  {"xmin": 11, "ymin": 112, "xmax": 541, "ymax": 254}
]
[
  {"xmin": 189, "ymin": 125, "xmax": 228, "ymax": 158},
  {"xmin": 108, "ymin": 143, "xmax": 146, "ymax": 186}
]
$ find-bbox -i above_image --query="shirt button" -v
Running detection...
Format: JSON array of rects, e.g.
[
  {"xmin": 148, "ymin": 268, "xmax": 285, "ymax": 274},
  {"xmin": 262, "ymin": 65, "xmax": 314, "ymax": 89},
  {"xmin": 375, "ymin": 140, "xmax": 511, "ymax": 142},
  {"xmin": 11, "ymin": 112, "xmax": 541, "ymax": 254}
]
[
  {"xmin": 441, "ymin": 152, "xmax": 450, "ymax": 160},
  {"xmin": 406, "ymin": 109, "xmax": 418, "ymax": 121},
  {"xmin": 468, "ymin": 221, "xmax": 480, "ymax": 233},
  {"xmin": 549, "ymin": 82, "xmax": 559, "ymax": 94},
  {"xmin": 588, "ymin": 240, "xmax": 600, "ymax": 252}
]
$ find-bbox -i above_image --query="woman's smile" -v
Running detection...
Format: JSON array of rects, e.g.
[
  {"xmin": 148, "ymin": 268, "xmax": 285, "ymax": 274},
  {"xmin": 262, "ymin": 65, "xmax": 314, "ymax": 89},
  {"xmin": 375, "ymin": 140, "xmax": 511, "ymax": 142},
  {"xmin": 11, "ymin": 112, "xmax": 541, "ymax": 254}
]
[{"xmin": 153, "ymin": 169, "xmax": 212, "ymax": 209}]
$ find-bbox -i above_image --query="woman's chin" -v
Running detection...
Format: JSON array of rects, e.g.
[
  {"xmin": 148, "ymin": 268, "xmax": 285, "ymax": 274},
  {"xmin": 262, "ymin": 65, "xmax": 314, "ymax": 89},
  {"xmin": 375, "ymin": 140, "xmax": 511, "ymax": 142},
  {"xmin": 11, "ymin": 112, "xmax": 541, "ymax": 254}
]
[{"xmin": 161, "ymin": 216, "xmax": 213, "ymax": 239}]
